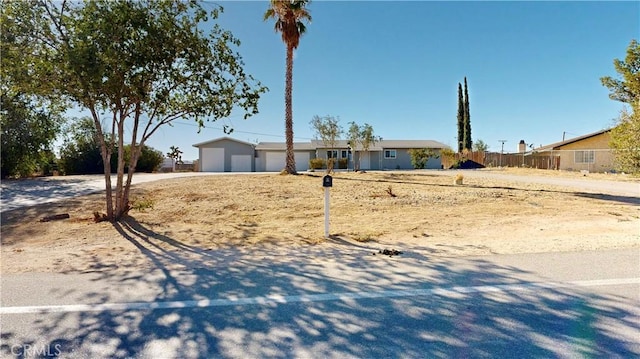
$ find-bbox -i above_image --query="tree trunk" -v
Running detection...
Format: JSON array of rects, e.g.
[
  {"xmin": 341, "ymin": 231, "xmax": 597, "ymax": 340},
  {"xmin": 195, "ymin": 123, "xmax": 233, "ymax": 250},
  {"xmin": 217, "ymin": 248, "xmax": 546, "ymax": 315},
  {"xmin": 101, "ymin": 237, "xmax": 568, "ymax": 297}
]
[
  {"xmin": 284, "ymin": 44, "xmax": 297, "ymax": 174},
  {"xmin": 121, "ymin": 143, "xmax": 142, "ymax": 218},
  {"xmin": 114, "ymin": 116, "xmax": 127, "ymax": 220},
  {"xmin": 101, "ymin": 150, "xmax": 114, "ymax": 219},
  {"xmin": 120, "ymin": 105, "xmax": 143, "ymax": 218},
  {"xmin": 90, "ymin": 108, "xmax": 114, "ymax": 219}
]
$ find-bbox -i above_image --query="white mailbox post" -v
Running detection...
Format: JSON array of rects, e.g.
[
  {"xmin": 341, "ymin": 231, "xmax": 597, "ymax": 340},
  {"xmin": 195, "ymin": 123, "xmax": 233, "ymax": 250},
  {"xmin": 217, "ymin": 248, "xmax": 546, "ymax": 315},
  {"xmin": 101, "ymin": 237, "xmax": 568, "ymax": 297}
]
[{"xmin": 322, "ymin": 175, "xmax": 333, "ymax": 238}]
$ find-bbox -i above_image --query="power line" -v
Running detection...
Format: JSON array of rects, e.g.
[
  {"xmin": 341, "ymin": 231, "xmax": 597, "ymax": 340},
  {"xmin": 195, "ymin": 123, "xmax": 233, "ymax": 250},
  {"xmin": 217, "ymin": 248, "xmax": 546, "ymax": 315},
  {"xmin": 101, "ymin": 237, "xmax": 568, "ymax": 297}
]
[{"xmin": 171, "ymin": 120, "xmax": 314, "ymax": 141}]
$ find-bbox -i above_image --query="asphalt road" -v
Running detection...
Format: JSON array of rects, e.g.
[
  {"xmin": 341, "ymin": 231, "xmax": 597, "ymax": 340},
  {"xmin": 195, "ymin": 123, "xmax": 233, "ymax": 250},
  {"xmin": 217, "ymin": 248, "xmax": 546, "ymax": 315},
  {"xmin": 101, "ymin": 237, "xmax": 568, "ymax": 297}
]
[
  {"xmin": 1, "ymin": 170, "xmax": 639, "ymax": 357},
  {"xmin": 1, "ymin": 247, "xmax": 639, "ymax": 358}
]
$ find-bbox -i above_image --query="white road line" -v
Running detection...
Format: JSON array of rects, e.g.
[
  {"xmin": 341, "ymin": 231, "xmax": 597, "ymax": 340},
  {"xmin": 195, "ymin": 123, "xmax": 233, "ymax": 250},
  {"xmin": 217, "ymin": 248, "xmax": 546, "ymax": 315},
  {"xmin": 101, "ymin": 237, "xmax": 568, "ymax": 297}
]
[{"xmin": 1, "ymin": 278, "xmax": 638, "ymax": 315}]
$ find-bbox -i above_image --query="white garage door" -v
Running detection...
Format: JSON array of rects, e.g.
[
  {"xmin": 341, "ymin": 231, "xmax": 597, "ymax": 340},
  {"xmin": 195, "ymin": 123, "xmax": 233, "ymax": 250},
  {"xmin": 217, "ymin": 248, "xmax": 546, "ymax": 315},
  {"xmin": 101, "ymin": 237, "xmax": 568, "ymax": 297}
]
[
  {"xmin": 294, "ymin": 152, "xmax": 310, "ymax": 171},
  {"xmin": 265, "ymin": 152, "xmax": 286, "ymax": 172},
  {"xmin": 231, "ymin": 155, "xmax": 252, "ymax": 172},
  {"xmin": 266, "ymin": 152, "xmax": 310, "ymax": 172},
  {"xmin": 202, "ymin": 148, "xmax": 224, "ymax": 172}
]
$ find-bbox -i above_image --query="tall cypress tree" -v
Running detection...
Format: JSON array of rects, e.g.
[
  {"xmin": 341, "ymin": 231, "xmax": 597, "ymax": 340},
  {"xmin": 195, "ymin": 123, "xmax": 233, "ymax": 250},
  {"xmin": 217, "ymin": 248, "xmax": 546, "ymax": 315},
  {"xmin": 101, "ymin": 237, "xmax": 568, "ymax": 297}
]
[
  {"xmin": 463, "ymin": 77, "xmax": 472, "ymax": 151},
  {"xmin": 457, "ymin": 83, "xmax": 464, "ymax": 153}
]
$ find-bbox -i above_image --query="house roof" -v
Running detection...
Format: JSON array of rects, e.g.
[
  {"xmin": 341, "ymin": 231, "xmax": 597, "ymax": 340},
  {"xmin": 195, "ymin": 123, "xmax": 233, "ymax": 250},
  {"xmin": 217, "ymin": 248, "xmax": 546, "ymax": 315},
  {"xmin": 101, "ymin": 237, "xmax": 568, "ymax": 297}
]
[
  {"xmin": 378, "ymin": 140, "xmax": 449, "ymax": 149},
  {"xmin": 254, "ymin": 142, "xmax": 317, "ymax": 151},
  {"xmin": 195, "ymin": 137, "xmax": 451, "ymax": 151},
  {"xmin": 535, "ymin": 129, "xmax": 611, "ymax": 151},
  {"xmin": 310, "ymin": 139, "xmax": 449, "ymax": 151},
  {"xmin": 192, "ymin": 136, "xmax": 255, "ymax": 148},
  {"xmin": 310, "ymin": 140, "xmax": 379, "ymax": 150}
]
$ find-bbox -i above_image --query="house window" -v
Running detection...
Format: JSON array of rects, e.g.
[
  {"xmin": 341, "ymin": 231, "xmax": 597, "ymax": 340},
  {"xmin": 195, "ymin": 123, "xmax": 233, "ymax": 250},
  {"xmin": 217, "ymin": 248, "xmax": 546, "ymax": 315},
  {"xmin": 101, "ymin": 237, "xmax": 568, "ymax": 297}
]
[
  {"xmin": 574, "ymin": 150, "xmax": 595, "ymax": 164},
  {"xmin": 341, "ymin": 150, "xmax": 348, "ymax": 158},
  {"xmin": 384, "ymin": 150, "xmax": 397, "ymax": 159},
  {"xmin": 327, "ymin": 150, "xmax": 338, "ymax": 159}
]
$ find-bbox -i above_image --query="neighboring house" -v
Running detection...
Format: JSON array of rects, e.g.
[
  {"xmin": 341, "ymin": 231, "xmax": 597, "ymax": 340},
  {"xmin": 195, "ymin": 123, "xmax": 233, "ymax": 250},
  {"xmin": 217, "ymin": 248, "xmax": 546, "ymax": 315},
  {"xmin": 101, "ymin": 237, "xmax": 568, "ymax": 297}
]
[
  {"xmin": 535, "ymin": 129, "xmax": 613, "ymax": 172},
  {"xmin": 193, "ymin": 137, "xmax": 255, "ymax": 172},
  {"xmin": 194, "ymin": 137, "xmax": 449, "ymax": 172},
  {"xmin": 160, "ymin": 157, "xmax": 175, "ymax": 172}
]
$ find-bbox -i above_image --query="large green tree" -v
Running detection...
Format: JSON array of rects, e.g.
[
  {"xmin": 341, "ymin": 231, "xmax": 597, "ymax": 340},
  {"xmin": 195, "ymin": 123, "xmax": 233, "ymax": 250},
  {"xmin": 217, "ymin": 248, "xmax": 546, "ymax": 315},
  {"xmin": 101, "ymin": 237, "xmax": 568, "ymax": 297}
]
[
  {"xmin": 609, "ymin": 105, "xmax": 640, "ymax": 174},
  {"xmin": 456, "ymin": 83, "xmax": 464, "ymax": 153},
  {"xmin": 600, "ymin": 39, "xmax": 640, "ymax": 104},
  {"xmin": 264, "ymin": 0, "xmax": 312, "ymax": 175},
  {"xmin": 59, "ymin": 117, "xmax": 169, "ymax": 175},
  {"xmin": 463, "ymin": 77, "xmax": 472, "ymax": 151},
  {"xmin": 0, "ymin": 2, "xmax": 64, "ymax": 178},
  {"xmin": 0, "ymin": 94, "xmax": 62, "ymax": 178},
  {"xmin": 601, "ymin": 39, "xmax": 640, "ymax": 174},
  {"xmin": 3, "ymin": 0, "xmax": 266, "ymax": 220},
  {"xmin": 58, "ymin": 117, "xmax": 105, "ymax": 175}
]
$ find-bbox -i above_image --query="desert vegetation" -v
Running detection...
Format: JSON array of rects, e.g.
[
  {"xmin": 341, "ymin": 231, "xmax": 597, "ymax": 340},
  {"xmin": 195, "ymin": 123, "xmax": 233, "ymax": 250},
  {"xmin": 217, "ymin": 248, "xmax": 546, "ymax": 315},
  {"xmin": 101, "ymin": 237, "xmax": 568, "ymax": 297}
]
[{"xmin": 2, "ymin": 170, "xmax": 638, "ymax": 273}]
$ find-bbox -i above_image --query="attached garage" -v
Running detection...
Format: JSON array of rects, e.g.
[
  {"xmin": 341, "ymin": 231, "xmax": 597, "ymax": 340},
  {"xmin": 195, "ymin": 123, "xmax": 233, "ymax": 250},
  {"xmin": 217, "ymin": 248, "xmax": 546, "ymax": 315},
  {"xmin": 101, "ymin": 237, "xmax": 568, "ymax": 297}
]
[
  {"xmin": 265, "ymin": 151, "xmax": 310, "ymax": 172},
  {"xmin": 265, "ymin": 152, "xmax": 286, "ymax": 172},
  {"xmin": 201, "ymin": 148, "xmax": 224, "ymax": 172},
  {"xmin": 193, "ymin": 137, "xmax": 255, "ymax": 172},
  {"xmin": 231, "ymin": 155, "xmax": 252, "ymax": 172},
  {"xmin": 294, "ymin": 152, "xmax": 310, "ymax": 171}
]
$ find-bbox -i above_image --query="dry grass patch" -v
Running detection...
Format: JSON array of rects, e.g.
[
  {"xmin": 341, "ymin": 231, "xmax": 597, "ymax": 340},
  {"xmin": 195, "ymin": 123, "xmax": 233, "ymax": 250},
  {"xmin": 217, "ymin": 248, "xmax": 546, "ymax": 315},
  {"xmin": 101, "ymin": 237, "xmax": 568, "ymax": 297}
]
[{"xmin": 1, "ymin": 171, "xmax": 639, "ymax": 273}]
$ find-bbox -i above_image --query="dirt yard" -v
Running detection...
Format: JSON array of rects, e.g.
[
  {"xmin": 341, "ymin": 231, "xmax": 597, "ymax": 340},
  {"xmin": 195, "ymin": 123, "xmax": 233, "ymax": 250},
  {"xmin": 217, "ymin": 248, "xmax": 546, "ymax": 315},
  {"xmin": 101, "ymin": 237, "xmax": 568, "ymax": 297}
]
[{"xmin": 1, "ymin": 170, "xmax": 639, "ymax": 274}]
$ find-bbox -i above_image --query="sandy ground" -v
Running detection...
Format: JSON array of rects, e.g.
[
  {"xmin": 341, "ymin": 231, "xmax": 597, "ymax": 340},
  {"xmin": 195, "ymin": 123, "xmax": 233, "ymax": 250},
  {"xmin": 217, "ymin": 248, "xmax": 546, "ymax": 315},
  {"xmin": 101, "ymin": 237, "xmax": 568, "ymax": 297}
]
[{"xmin": 1, "ymin": 169, "xmax": 639, "ymax": 274}]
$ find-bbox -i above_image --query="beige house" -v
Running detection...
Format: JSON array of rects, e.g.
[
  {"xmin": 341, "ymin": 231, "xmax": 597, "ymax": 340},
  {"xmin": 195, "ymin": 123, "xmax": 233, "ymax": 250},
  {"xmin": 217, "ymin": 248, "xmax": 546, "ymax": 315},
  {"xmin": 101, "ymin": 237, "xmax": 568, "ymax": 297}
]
[{"xmin": 535, "ymin": 129, "xmax": 614, "ymax": 172}]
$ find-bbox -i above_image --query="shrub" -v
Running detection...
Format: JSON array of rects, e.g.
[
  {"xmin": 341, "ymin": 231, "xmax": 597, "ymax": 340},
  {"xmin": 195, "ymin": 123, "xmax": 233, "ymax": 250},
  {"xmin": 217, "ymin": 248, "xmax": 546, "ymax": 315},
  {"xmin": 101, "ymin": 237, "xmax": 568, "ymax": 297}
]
[
  {"xmin": 309, "ymin": 158, "xmax": 326, "ymax": 170},
  {"xmin": 408, "ymin": 148, "xmax": 438, "ymax": 169},
  {"xmin": 337, "ymin": 158, "xmax": 348, "ymax": 169},
  {"xmin": 130, "ymin": 197, "xmax": 155, "ymax": 212},
  {"xmin": 135, "ymin": 146, "xmax": 164, "ymax": 173}
]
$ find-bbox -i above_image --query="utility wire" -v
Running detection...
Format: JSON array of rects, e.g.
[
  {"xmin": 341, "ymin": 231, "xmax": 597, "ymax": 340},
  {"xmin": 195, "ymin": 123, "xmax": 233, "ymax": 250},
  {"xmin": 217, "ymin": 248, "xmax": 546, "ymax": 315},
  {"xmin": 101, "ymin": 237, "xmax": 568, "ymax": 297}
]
[{"xmin": 171, "ymin": 120, "xmax": 314, "ymax": 141}]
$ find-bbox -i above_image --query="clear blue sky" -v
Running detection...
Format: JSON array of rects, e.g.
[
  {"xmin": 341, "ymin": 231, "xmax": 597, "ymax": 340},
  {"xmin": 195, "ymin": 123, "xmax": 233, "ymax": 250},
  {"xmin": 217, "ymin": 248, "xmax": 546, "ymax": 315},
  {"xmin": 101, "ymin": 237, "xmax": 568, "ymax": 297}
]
[{"xmin": 141, "ymin": 1, "xmax": 638, "ymax": 160}]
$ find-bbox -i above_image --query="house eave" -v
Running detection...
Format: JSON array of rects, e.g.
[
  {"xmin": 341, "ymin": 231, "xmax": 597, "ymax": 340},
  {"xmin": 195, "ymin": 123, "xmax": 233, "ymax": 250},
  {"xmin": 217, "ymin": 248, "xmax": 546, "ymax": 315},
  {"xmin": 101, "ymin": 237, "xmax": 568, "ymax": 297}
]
[
  {"xmin": 535, "ymin": 129, "xmax": 611, "ymax": 152},
  {"xmin": 193, "ymin": 136, "xmax": 255, "ymax": 148}
]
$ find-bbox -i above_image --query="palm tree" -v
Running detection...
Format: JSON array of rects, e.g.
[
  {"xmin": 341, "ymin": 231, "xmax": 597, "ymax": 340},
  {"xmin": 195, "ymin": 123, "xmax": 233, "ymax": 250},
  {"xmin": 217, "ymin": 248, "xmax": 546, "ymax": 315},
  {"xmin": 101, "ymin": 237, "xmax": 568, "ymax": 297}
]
[{"xmin": 264, "ymin": 0, "xmax": 311, "ymax": 174}]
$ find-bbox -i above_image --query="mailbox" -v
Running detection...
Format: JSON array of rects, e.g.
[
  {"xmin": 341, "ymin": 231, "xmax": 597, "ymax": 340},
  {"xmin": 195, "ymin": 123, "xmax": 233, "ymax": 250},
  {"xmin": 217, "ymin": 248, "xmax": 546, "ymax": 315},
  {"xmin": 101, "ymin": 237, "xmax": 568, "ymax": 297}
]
[{"xmin": 322, "ymin": 175, "xmax": 333, "ymax": 188}]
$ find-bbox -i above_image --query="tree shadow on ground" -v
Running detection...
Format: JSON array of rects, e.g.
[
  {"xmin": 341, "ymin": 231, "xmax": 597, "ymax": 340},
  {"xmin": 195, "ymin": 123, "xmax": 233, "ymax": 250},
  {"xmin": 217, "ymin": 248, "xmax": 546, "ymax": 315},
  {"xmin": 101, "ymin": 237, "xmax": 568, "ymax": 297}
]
[
  {"xmin": 0, "ymin": 198, "xmax": 100, "ymax": 244},
  {"xmin": 1, "ymin": 220, "xmax": 638, "ymax": 358},
  {"xmin": 1, "ymin": 177, "xmax": 105, "ymax": 213},
  {"xmin": 572, "ymin": 192, "xmax": 640, "ymax": 206}
]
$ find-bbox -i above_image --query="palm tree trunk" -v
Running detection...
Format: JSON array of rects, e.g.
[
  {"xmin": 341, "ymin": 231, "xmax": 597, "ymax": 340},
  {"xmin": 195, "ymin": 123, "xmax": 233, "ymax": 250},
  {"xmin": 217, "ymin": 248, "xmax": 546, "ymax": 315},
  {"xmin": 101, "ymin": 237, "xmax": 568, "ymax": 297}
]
[{"xmin": 285, "ymin": 44, "xmax": 297, "ymax": 174}]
